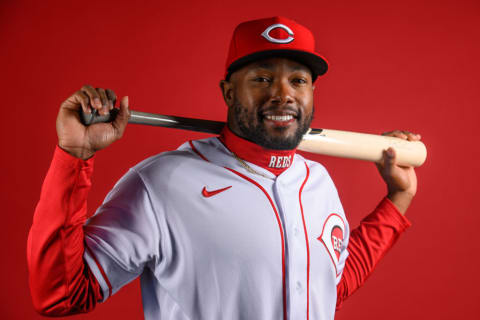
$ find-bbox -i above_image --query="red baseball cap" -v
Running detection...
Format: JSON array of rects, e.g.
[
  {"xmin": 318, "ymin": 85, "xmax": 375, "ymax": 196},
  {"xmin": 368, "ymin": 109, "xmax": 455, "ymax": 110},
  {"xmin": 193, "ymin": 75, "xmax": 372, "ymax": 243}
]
[{"xmin": 225, "ymin": 16, "xmax": 328, "ymax": 81}]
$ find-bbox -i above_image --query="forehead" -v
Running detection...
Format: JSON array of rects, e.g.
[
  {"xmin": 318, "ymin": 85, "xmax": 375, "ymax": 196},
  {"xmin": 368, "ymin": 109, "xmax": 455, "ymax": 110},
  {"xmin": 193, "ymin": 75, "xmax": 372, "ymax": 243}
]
[{"xmin": 241, "ymin": 57, "xmax": 312, "ymax": 74}]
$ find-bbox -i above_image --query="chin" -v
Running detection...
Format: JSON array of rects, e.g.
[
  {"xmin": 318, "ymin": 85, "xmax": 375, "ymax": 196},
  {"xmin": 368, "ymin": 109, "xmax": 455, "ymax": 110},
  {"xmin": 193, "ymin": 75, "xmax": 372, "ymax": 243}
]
[{"xmin": 258, "ymin": 131, "xmax": 303, "ymax": 150}]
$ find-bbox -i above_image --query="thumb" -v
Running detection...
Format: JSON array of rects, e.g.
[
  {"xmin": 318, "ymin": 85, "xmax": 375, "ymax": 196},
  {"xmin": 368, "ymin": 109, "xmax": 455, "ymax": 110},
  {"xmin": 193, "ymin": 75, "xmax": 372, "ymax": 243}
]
[
  {"xmin": 384, "ymin": 147, "xmax": 396, "ymax": 171},
  {"xmin": 377, "ymin": 147, "xmax": 396, "ymax": 178},
  {"xmin": 112, "ymin": 96, "xmax": 130, "ymax": 138}
]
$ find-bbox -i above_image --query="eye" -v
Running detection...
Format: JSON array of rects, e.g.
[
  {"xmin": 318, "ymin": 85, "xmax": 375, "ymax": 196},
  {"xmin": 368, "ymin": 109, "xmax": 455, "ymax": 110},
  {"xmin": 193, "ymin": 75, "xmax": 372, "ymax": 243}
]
[
  {"xmin": 292, "ymin": 78, "xmax": 307, "ymax": 85},
  {"xmin": 254, "ymin": 77, "xmax": 271, "ymax": 83}
]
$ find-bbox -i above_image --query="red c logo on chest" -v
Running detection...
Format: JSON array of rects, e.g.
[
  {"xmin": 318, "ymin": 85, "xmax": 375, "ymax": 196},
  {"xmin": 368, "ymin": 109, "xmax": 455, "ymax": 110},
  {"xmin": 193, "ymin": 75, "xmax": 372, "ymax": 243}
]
[{"xmin": 317, "ymin": 213, "xmax": 346, "ymax": 276}]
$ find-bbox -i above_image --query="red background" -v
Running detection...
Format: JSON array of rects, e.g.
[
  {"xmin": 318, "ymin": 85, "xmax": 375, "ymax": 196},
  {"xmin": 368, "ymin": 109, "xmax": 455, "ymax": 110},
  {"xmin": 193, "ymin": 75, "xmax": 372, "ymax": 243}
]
[{"xmin": 1, "ymin": 0, "xmax": 479, "ymax": 319}]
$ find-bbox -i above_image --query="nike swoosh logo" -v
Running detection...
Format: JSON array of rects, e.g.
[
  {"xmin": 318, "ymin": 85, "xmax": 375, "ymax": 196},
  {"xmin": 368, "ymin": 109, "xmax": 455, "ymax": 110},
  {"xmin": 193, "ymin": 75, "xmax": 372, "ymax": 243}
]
[{"xmin": 202, "ymin": 186, "xmax": 232, "ymax": 197}]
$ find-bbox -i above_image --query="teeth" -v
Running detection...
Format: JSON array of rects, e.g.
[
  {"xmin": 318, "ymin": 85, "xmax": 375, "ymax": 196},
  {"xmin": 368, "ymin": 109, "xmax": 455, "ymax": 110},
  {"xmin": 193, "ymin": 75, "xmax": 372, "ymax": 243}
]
[{"xmin": 265, "ymin": 115, "xmax": 293, "ymax": 121}]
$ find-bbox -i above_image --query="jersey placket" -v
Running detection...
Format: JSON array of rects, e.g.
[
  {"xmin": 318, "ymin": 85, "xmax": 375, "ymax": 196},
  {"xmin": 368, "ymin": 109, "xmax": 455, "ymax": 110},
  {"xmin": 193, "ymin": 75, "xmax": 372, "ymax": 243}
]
[
  {"xmin": 273, "ymin": 174, "xmax": 309, "ymax": 320},
  {"xmin": 190, "ymin": 139, "xmax": 311, "ymax": 319}
]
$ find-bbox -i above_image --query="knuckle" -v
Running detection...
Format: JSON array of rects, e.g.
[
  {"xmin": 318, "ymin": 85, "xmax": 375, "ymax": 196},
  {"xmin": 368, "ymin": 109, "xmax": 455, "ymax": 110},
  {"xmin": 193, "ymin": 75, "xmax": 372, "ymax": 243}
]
[
  {"xmin": 82, "ymin": 88, "xmax": 99, "ymax": 98},
  {"xmin": 96, "ymin": 90, "xmax": 106, "ymax": 101},
  {"xmin": 73, "ymin": 91, "xmax": 87, "ymax": 104},
  {"xmin": 106, "ymin": 89, "xmax": 117, "ymax": 98},
  {"xmin": 99, "ymin": 92, "xmax": 107, "ymax": 101}
]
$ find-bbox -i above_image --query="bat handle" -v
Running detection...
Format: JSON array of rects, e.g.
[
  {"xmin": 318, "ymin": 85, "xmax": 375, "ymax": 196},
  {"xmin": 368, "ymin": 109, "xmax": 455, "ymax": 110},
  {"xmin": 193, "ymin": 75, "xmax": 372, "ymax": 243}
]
[{"xmin": 79, "ymin": 108, "xmax": 119, "ymax": 126}]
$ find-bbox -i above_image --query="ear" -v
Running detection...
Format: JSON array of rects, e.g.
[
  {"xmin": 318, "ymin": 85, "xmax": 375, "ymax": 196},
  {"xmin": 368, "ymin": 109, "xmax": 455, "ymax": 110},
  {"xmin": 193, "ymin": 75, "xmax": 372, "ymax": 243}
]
[{"xmin": 219, "ymin": 80, "xmax": 234, "ymax": 107}]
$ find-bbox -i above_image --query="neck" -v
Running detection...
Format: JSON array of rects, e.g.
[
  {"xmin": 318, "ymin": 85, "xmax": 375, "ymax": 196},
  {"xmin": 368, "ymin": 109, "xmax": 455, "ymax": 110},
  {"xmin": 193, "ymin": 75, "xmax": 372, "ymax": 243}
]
[{"xmin": 219, "ymin": 126, "xmax": 297, "ymax": 176}]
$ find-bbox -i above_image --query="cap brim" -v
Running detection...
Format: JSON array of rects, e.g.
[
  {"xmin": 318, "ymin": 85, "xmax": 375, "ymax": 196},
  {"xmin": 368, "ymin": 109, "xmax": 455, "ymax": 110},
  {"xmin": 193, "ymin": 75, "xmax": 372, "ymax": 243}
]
[{"xmin": 226, "ymin": 49, "xmax": 328, "ymax": 81}]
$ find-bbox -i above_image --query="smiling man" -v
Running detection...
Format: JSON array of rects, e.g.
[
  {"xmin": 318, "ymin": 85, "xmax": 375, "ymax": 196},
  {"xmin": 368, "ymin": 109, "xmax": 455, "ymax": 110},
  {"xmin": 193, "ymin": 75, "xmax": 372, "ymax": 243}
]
[
  {"xmin": 28, "ymin": 17, "xmax": 420, "ymax": 320},
  {"xmin": 223, "ymin": 58, "xmax": 314, "ymax": 150}
]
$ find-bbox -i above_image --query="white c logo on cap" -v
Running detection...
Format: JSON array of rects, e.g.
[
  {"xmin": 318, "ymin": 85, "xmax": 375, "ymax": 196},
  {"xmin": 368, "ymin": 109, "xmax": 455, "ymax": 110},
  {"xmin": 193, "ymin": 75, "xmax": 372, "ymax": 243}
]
[{"xmin": 261, "ymin": 23, "xmax": 294, "ymax": 44}]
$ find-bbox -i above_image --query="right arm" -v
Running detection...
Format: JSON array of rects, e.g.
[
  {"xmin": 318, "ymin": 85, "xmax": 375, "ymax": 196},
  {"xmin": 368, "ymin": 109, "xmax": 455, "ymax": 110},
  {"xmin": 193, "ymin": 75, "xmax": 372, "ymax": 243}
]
[{"xmin": 27, "ymin": 86, "xmax": 130, "ymax": 315}]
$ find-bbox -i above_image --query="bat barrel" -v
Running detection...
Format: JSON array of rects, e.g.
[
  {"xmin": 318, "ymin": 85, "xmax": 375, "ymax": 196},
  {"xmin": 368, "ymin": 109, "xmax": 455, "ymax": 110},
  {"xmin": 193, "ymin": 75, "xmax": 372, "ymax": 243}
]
[{"xmin": 298, "ymin": 129, "xmax": 427, "ymax": 167}]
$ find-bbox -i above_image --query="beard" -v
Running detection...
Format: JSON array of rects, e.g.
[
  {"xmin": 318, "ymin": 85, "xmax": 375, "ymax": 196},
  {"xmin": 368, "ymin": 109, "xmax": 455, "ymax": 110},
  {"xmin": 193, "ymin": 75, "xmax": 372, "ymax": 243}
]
[{"xmin": 231, "ymin": 99, "xmax": 314, "ymax": 150}]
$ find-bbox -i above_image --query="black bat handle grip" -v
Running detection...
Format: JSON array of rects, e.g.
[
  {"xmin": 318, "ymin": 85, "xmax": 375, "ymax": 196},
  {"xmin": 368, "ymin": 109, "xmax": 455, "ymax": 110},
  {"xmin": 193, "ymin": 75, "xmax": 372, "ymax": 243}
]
[{"xmin": 79, "ymin": 108, "xmax": 119, "ymax": 126}]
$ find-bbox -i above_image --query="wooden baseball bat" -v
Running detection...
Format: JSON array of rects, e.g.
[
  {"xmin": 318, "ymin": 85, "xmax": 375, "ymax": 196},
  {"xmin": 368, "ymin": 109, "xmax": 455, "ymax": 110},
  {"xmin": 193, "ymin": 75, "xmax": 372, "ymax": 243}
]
[{"xmin": 80, "ymin": 109, "xmax": 427, "ymax": 167}]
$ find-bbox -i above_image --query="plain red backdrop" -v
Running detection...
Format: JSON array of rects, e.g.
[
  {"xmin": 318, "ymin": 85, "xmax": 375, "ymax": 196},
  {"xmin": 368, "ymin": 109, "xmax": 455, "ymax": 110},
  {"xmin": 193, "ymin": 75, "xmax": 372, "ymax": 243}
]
[{"xmin": 1, "ymin": 0, "xmax": 479, "ymax": 319}]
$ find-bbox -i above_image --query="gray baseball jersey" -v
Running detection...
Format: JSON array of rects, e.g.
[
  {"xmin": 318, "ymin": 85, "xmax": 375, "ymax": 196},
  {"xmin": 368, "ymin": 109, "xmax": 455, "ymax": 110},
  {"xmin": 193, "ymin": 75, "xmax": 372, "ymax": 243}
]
[{"xmin": 83, "ymin": 134, "xmax": 350, "ymax": 320}]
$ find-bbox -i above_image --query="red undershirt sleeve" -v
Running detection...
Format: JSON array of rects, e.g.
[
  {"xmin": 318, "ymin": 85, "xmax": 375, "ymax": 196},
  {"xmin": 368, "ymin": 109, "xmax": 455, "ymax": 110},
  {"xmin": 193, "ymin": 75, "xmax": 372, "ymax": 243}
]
[
  {"xmin": 27, "ymin": 146, "xmax": 103, "ymax": 316},
  {"xmin": 336, "ymin": 197, "xmax": 412, "ymax": 310}
]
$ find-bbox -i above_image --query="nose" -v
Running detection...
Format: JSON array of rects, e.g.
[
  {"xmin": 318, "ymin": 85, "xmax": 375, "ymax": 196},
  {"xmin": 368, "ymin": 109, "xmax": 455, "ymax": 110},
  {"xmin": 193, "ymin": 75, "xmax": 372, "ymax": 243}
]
[{"xmin": 269, "ymin": 79, "xmax": 294, "ymax": 105}]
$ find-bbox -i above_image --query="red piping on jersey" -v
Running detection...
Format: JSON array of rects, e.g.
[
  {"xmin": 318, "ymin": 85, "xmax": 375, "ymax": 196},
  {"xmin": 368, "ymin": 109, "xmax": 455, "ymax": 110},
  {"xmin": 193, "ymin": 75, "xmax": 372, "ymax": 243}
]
[
  {"xmin": 85, "ymin": 246, "xmax": 112, "ymax": 299},
  {"xmin": 189, "ymin": 141, "xmax": 209, "ymax": 162},
  {"xmin": 298, "ymin": 161, "xmax": 311, "ymax": 320},
  {"xmin": 225, "ymin": 167, "xmax": 287, "ymax": 320},
  {"xmin": 189, "ymin": 140, "xmax": 287, "ymax": 320}
]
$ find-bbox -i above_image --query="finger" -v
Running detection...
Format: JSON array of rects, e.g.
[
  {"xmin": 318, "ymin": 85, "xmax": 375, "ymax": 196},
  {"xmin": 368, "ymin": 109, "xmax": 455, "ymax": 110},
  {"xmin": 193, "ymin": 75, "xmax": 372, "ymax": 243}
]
[
  {"xmin": 382, "ymin": 130, "xmax": 409, "ymax": 140},
  {"xmin": 382, "ymin": 130, "xmax": 402, "ymax": 136},
  {"xmin": 105, "ymin": 89, "xmax": 117, "ymax": 110},
  {"xmin": 62, "ymin": 90, "xmax": 90, "ymax": 113},
  {"xmin": 382, "ymin": 130, "xmax": 406, "ymax": 139},
  {"xmin": 96, "ymin": 88, "xmax": 109, "ymax": 115},
  {"xmin": 75, "ymin": 91, "xmax": 91, "ymax": 114},
  {"xmin": 81, "ymin": 84, "xmax": 102, "ymax": 112},
  {"xmin": 96, "ymin": 88, "xmax": 108, "ymax": 107},
  {"xmin": 406, "ymin": 132, "xmax": 421, "ymax": 141},
  {"xmin": 392, "ymin": 131, "xmax": 408, "ymax": 140},
  {"xmin": 112, "ymin": 96, "xmax": 130, "ymax": 139}
]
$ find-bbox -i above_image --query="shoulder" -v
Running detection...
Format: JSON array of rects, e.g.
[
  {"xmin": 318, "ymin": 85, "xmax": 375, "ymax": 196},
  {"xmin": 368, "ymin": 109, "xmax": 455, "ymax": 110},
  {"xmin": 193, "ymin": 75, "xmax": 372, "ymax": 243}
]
[
  {"xmin": 133, "ymin": 137, "xmax": 213, "ymax": 168},
  {"xmin": 293, "ymin": 153, "xmax": 340, "ymax": 194},
  {"xmin": 294, "ymin": 153, "xmax": 333, "ymax": 180},
  {"xmin": 128, "ymin": 137, "xmax": 221, "ymax": 184}
]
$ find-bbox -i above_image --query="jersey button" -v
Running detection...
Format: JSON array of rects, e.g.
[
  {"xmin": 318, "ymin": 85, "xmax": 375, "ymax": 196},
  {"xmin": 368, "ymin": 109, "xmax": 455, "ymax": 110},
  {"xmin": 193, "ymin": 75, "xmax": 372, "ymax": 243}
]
[
  {"xmin": 294, "ymin": 225, "xmax": 300, "ymax": 237},
  {"xmin": 296, "ymin": 281, "xmax": 303, "ymax": 294}
]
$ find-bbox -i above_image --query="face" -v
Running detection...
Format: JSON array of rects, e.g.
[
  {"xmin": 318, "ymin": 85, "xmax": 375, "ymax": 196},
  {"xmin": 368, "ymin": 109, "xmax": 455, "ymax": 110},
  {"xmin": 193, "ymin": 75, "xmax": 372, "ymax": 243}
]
[{"xmin": 221, "ymin": 57, "xmax": 315, "ymax": 150}]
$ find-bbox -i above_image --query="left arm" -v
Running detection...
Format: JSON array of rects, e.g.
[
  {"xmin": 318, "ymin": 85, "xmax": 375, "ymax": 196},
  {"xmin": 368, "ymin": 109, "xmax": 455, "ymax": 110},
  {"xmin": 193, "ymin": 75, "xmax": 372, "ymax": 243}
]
[{"xmin": 336, "ymin": 130, "xmax": 421, "ymax": 309}]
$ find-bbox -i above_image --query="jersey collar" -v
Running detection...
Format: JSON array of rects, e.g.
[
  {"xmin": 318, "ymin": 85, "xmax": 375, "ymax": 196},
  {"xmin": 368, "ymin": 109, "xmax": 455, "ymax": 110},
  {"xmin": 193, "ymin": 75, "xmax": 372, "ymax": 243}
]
[{"xmin": 219, "ymin": 126, "xmax": 296, "ymax": 176}]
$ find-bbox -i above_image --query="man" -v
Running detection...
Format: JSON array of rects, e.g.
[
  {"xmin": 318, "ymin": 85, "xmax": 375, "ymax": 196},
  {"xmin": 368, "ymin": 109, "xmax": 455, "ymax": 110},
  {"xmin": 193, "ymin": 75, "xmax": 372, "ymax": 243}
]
[{"xmin": 28, "ymin": 16, "xmax": 420, "ymax": 319}]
